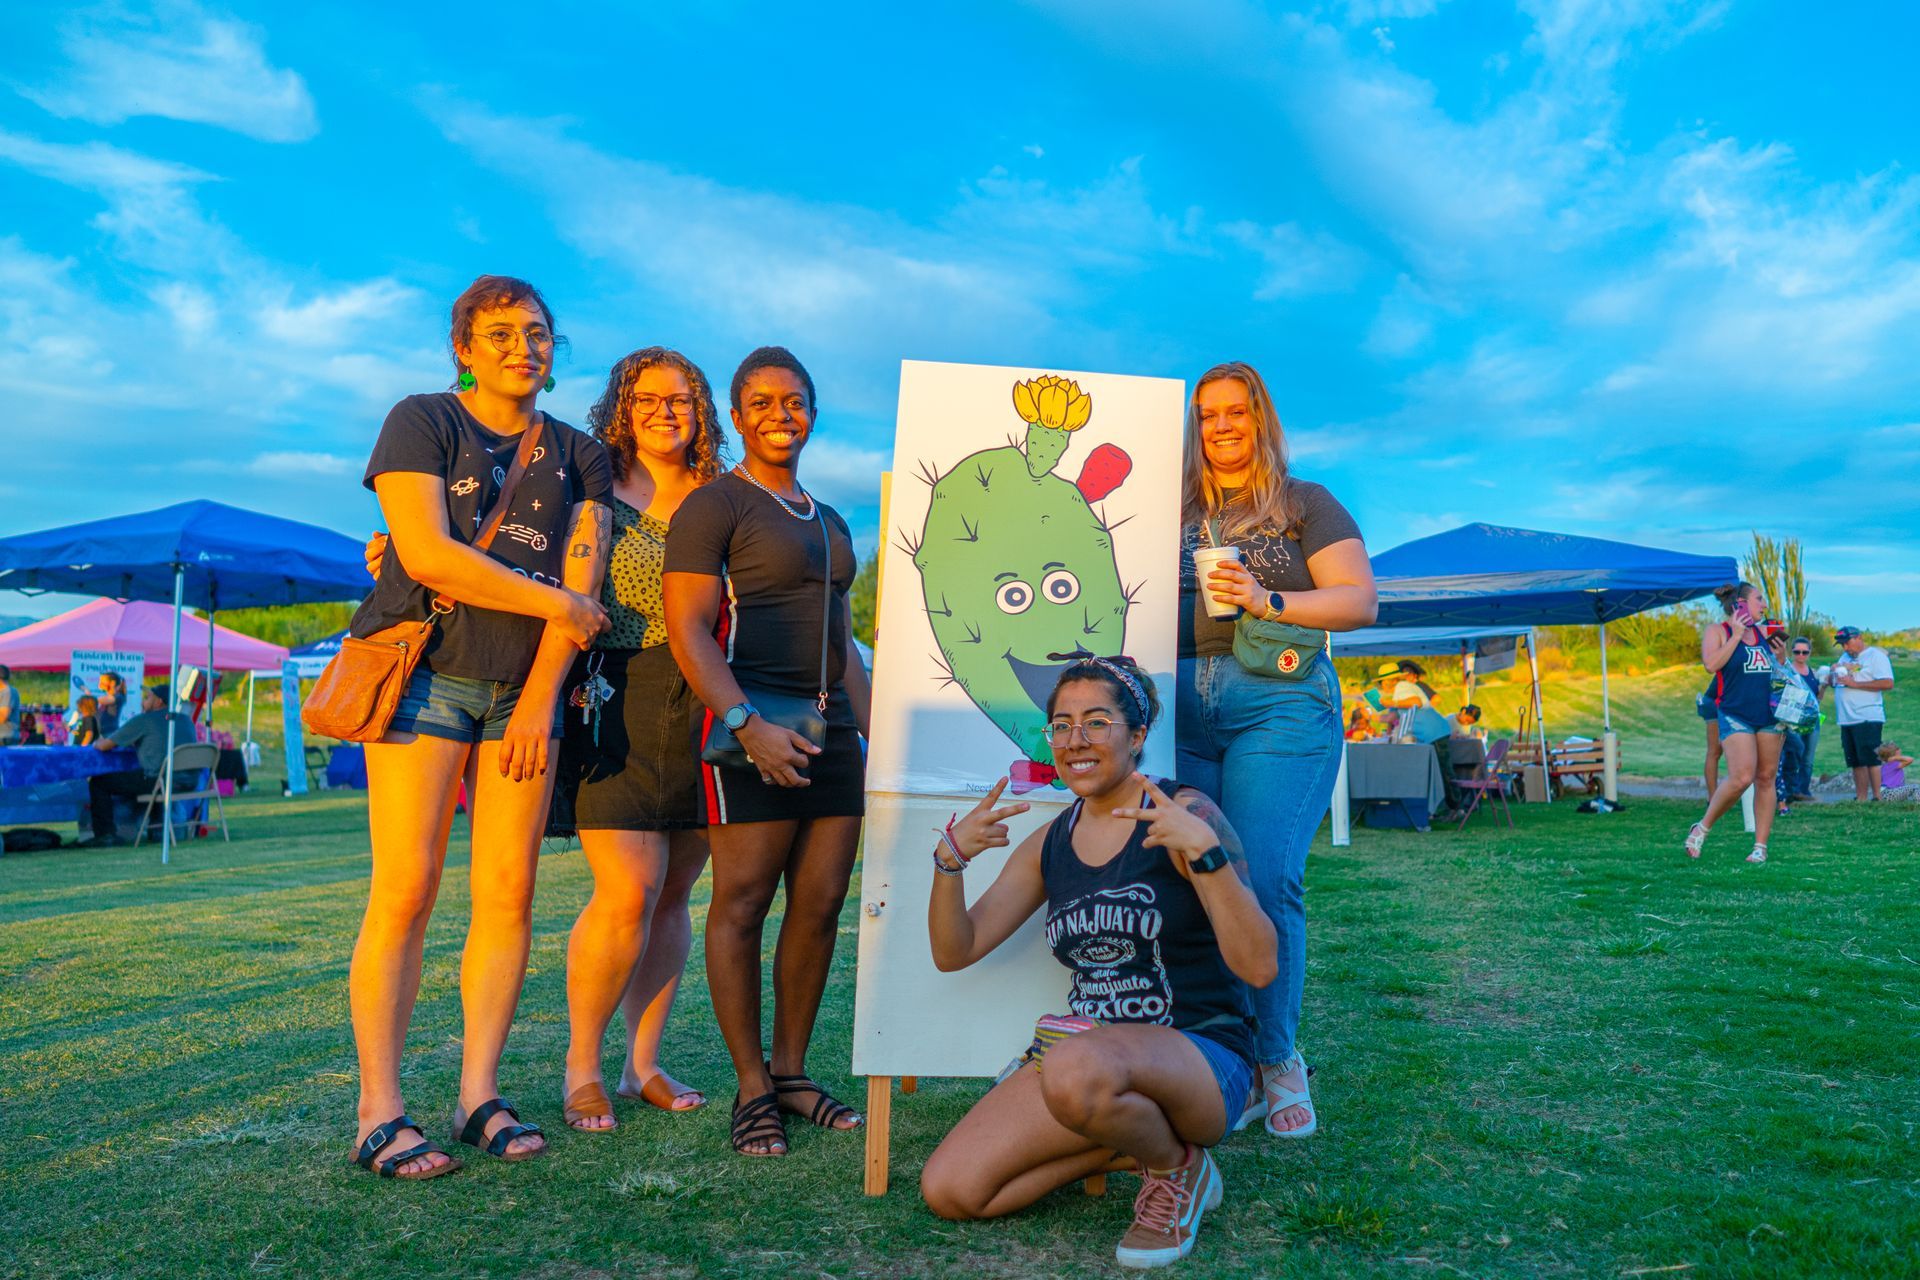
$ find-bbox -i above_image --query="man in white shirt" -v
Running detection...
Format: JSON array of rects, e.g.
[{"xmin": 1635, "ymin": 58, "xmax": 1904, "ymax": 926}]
[{"xmin": 1830, "ymin": 626, "xmax": 1895, "ymax": 801}]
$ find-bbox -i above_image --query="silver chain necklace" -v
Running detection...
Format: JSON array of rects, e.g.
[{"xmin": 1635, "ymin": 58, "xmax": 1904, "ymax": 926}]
[{"xmin": 732, "ymin": 464, "xmax": 816, "ymax": 521}]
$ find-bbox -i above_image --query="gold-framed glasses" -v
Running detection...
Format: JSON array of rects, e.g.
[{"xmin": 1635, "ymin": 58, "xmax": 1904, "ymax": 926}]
[{"xmin": 1044, "ymin": 717, "xmax": 1116, "ymax": 747}]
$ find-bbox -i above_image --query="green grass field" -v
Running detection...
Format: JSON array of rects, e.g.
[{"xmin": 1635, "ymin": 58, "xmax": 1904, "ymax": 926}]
[{"xmin": 4, "ymin": 786, "xmax": 1916, "ymax": 1278}]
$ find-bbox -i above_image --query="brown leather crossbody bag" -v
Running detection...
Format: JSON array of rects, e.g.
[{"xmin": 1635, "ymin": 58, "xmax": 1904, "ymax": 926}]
[{"xmin": 302, "ymin": 420, "xmax": 545, "ymax": 743}]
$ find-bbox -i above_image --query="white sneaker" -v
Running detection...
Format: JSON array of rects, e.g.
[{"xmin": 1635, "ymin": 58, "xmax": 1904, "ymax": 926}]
[{"xmin": 1115, "ymin": 1145, "xmax": 1223, "ymax": 1269}]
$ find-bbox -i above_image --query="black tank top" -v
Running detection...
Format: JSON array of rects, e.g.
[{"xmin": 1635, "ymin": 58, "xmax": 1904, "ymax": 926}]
[{"xmin": 1040, "ymin": 779, "xmax": 1256, "ymax": 1068}]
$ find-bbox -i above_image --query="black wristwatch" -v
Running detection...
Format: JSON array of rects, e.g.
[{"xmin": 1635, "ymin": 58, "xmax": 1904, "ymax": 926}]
[
  {"xmin": 1188, "ymin": 844, "xmax": 1230, "ymax": 875},
  {"xmin": 722, "ymin": 701, "xmax": 758, "ymax": 733}
]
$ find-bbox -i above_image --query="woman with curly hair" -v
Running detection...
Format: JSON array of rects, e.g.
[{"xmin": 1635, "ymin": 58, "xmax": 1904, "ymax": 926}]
[{"xmin": 554, "ymin": 346, "xmax": 731, "ymax": 1131}]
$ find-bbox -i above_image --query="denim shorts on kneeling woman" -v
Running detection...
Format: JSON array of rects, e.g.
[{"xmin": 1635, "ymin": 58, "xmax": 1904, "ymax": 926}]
[{"xmin": 386, "ymin": 666, "xmax": 564, "ymax": 745}]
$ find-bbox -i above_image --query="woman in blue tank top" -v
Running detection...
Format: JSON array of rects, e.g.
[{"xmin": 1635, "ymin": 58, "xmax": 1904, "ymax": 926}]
[
  {"xmin": 919, "ymin": 655, "xmax": 1277, "ymax": 1270},
  {"xmin": 1685, "ymin": 581, "xmax": 1788, "ymax": 865}
]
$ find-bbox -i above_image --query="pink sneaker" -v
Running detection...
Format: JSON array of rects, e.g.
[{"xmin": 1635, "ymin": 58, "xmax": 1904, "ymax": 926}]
[{"xmin": 1115, "ymin": 1145, "xmax": 1222, "ymax": 1269}]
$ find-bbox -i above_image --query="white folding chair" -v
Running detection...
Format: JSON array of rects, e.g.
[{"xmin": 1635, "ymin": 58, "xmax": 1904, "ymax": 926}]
[{"xmin": 133, "ymin": 742, "xmax": 230, "ymax": 846}]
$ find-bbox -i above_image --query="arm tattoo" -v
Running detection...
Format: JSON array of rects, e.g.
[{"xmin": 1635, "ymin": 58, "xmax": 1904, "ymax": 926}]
[{"xmin": 1179, "ymin": 791, "xmax": 1252, "ymax": 884}]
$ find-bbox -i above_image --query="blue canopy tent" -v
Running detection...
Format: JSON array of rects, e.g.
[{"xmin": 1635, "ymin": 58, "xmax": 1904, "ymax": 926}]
[
  {"xmin": 0, "ymin": 501, "xmax": 369, "ymax": 862},
  {"xmin": 1371, "ymin": 523, "xmax": 1737, "ymax": 725},
  {"xmin": 1360, "ymin": 524, "xmax": 1738, "ymax": 810}
]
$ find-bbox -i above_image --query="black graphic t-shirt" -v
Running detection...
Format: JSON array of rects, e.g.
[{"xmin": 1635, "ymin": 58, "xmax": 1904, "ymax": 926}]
[
  {"xmin": 349, "ymin": 393, "xmax": 613, "ymax": 682},
  {"xmin": 1039, "ymin": 779, "xmax": 1256, "ymax": 1069},
  {"xmin": 1178, "ymin": 480, "xmax": 1362, "ymax": 659},
  {"xmin": 662, "ymin": 473, "xmax": 857, "ymax": 719}
]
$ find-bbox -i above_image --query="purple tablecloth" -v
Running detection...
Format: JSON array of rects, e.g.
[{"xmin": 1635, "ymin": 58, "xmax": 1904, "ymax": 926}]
[{"xmin": 0, "ymin": 746, "xmax": 140, "ymax": 787}]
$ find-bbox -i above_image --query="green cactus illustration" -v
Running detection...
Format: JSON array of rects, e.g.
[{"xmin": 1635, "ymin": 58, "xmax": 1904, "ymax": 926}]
[{"xmin": 907, "ymin": 375, "xmax": 1134, "ymax": 769}]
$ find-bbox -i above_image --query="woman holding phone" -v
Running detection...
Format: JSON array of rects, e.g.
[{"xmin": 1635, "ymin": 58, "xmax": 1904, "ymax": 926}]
[
  {"xmin": 1176, "ymin": 362, "xmax": 1374, "ymax": 1141},
  {"xmin": 347, "ymin": 275, "xmax": 611, "ymax": 1180},
  {"xmin": 663, "ymin": 346, "xmax": 871, "ymax": 1157},
  {"xmin": 1685, "ymin": 582, "xmax": 1787, "ymax": 864}
]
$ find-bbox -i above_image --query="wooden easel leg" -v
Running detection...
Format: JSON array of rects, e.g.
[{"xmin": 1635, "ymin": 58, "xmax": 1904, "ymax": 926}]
[
  {"xmin": 864, "ymin": 1076, "xmax": 893, "ymax": 1196},
  {"xmin": 901, "ymin": 1076, "xmax": 917, "ymax": 1094}
]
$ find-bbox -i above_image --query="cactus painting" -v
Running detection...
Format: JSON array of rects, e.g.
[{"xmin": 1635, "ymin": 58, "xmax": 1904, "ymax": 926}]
[{"xmin": 904, "ymin": 375, "xmax": 1136, "ymax": 782}]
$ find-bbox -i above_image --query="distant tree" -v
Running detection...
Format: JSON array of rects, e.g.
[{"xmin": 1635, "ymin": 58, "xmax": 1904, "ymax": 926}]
[
  {"xmin": 850, "ymin": 554, "xmax": 878, "ymax": 649},
  {"xmin": 1780, "ymin": 537, "xmax": 1808, "ymax": 623},
  {"xmin": 1744, "ymin": 532, "xmax": 1785, "ymax": 621}
]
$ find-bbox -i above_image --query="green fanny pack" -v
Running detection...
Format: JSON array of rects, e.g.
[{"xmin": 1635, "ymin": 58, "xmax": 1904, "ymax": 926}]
[
  {"xmin": 1204, "ymin": 516, "xmax": 1327, "ymax": 681},
  {"xmin": 1234, "ymin": 615, "xmax": 1328, "ymax": 680}
]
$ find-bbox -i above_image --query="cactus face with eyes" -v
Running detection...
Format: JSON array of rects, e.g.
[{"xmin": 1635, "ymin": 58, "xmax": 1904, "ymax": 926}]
[{"xmin": 910, "ymin": 376, "xmax": 1133, "ymax": 766}]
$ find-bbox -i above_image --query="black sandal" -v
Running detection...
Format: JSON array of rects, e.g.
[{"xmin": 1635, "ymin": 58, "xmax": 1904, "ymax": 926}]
[
  {"xmin": 730, "ymin": 1091, "xmax": 788, "ymax": 1157},
  {"xmin": 354, "ymin": 1113, "xmax": 461, "ymax": 1180},
  {"xmin": 770, "ymin": 1071, "xmax": 864, "ymax": 1130},
  {"xmin": 452, "ymin": 1098, "xmax": 545, "ymax": 1162}
]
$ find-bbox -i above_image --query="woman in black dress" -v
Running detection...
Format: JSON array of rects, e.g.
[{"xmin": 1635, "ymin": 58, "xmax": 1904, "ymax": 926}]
[
  {"xmin": 554, "ymin": 347, "xmax": 727, "ymax": 1130},
  {"xmin": 663, "ymin": 346, "xmax": 871, "ymax": 1157}
]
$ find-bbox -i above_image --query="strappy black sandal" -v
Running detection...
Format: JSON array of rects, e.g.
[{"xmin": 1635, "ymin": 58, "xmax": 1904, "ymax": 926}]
[
  {"xmin": 452, "ymin": 1097, "xmax": 545, "ymax": 1162},
  {"xmin": 770, "ymin": 1070, "xmax": 864, "ymax": 1131},
  {"xmin": 730, "ymin": 1090, "xmax": 788, "ymax": 1157},
  {"xmin": 354, "ymin": 1113, "xmax": 461, "ymax": 1180}
]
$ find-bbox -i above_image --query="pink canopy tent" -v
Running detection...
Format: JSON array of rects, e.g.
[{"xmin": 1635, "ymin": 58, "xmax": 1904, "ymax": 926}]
[{"xmin": 0, "ymin": 598, "xmax": 289, "ymax": 673}]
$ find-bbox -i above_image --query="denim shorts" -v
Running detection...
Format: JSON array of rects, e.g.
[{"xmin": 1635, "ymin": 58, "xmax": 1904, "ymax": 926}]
[
  {"xmin": 387, "ymin": 666, "xmax": 564, "ymax": 745},
  {"xmin": 1716, "ymin": 709, "xmax": 1783, "ymax": 738},
  {"xmin": 1180, "ymin": 1030, "xmax": 1255, "ymax": 1127}
]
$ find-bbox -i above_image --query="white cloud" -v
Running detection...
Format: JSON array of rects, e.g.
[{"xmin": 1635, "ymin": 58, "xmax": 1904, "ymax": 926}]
[
  {"xmin": 1218, "ymin": 220, "xmax": 1364, "ymax": 299},
  {"xmin": 22, "ymin": 1, "xmax": 318, "ymax": 143},
  {"xmin": 246, "ymin": 451, "xmax": 360, "ymax": 478},
  {"xmin": 796, "ymin": 440, "xmax": 893, "ymax": 511},
  {"xmin": 257, "ymin": 280, "xmax": 422, "ymax": 346}
]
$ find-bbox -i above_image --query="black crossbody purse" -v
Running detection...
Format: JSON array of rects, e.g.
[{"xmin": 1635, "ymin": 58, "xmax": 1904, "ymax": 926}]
[{"xmin": 700, "ymin": 514, "xmax": 833, "ymax": 770}]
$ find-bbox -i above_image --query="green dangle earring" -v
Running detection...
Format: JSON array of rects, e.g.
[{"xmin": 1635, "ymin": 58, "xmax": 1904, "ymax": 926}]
[
  {"xmin": 544, "ymin": 375, "xmax": 556, "ymax": 392},
  {"xmin": 457, "ymin": 365, "xmax": 475, "ymax": 391}
]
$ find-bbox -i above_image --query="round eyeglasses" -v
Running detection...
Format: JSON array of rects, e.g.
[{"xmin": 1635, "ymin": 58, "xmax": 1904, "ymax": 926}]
[{"xmin": 1044, "ymin": 717, "xmax": 1116, "ymax": 747}]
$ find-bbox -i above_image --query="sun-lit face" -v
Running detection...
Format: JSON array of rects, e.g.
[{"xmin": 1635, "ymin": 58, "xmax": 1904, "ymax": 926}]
[
  {"xmin": 455, "ymin": 301, "xmax": 555, "ymax": 399},
  {"xmin": 630, "ymin": 364, "xmax": 697, "ymax": 466},
  {"xmin": 1196, "ymin": 378, "xmax": 1256, "ymax": 479},
  {"xmin": 1046, "ymin": 678, "xmax": 1147, "ymax": 798},
  {"xmin": 1743, "ymin": 586, "xmax": 1768, "ymax": 618},
  {"xmin": 732, "ymin": 366, "xmax": 813, "ymax": 468}
]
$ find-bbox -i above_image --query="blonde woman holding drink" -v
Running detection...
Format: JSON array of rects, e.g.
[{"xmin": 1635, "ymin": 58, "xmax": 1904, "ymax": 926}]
[{"xmin": 1176, "ymin": 362, "xmax": 1375, "ymax": 1140}]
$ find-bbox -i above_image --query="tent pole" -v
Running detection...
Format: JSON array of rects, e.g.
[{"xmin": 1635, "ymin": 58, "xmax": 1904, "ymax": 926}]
[
  {"xmin": 206, "ymin": 604, "xmax": 216, "ymax": 734},
  {"xmin": 1529, "ymin": 628, "xmax": 1551, "ymax": 804},
  {"xmin": 161, "ymin": 565, "xmax": 184, "ymax": 866},
  {"xmin": 1599, "ymin": 620, "xmax": 1611, "ymax": 731},
  {"xmin": 1599, "ymin": 618, "xmax": 1619, "ymax": 804},
  {"xmin": 244, "ymin": 672, "xmax": 256, "ymax": 752}
]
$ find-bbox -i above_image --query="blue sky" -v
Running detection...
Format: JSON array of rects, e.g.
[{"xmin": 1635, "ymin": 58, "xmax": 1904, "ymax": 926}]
[{"xmin": 4, "ymin": 1, "xmax": 1917, "ymax": 628}]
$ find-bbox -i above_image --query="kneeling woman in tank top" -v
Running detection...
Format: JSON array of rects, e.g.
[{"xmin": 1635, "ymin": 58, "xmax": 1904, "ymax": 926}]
[{"xmin": 919, "ymin": 655, "xmax": 1277, "ymax": 1270}]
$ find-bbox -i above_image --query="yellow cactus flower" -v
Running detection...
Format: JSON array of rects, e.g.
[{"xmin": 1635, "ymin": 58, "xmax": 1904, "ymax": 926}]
[{"xmin": 1012, "ymin": 374, "xmax": 1092, "ymax": 431}]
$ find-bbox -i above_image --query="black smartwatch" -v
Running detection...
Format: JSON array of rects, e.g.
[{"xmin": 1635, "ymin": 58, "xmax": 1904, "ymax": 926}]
[{"xmin": 1188, "ymin": 844, "xmax": 1230, "ymax": 875}]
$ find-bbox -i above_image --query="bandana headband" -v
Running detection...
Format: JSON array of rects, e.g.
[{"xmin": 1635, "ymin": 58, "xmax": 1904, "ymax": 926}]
[{"xmin": 1086, "ymin": 656, "xmax": 1150, "ymax": 728}]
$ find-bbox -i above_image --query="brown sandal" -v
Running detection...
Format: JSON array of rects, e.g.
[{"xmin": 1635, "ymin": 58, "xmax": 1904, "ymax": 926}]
[
  {"xmin": 563, "ymin": 1081, "xmax": 615, "ymax": 1133},
  {"xmin": 619, "ymin": 1072, "xmax": 707, "ymax": 1113}
]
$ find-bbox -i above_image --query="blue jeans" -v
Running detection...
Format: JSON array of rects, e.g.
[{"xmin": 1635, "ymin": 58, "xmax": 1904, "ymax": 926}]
[
  {"xmin": 1176, "ymin": 654, "xmax": 1342, "ymax": 1065},
  {"xmin": 1778, "ymin": 726, "xmax": 1817, "ymax": 799}
]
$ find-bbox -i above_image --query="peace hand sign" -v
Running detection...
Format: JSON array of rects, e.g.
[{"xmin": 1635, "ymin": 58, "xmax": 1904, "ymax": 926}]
[
  {"xmin": 947, "ymin": 776, "xmax": 1032, "ymax": 864},
  {"xmin": 1111, "ymin": 773, "xmax": 1219, "ymax": 864}
]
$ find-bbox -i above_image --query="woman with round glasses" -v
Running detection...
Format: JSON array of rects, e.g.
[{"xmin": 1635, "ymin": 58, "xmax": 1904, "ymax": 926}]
[
  {"xmin": 347, "ymin": 275, "xmax": 611, "ymax": 1180},
  {"xmin": 663, "ymin": 346, "xmax": 871, "ymax": 1157},
  {"xmin": 920, "ymin": 654, "xmax": 1275, "ymax": 1269},
  {"xmin": 549, "ymin": 347, "xmax": 730, "ymax": 1132},
  {"xmin": 1177, "ymin": 363, "xmax": 1374, "ymax": 1142}
]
